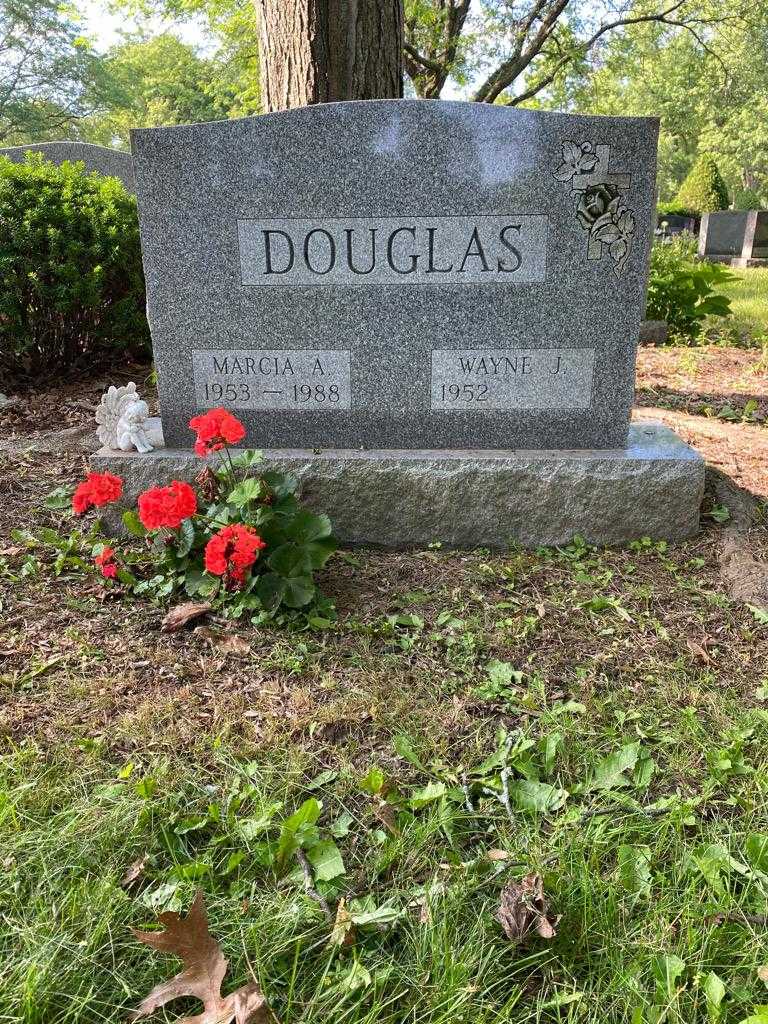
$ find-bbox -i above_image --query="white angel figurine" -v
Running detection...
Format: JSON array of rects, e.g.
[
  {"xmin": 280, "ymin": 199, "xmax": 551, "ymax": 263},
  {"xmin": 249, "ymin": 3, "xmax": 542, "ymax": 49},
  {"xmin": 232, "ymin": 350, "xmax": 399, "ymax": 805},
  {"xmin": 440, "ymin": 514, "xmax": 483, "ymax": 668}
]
[{"xmin": 95, "ymin": 382, "xmax": 163, "ymax": 453}]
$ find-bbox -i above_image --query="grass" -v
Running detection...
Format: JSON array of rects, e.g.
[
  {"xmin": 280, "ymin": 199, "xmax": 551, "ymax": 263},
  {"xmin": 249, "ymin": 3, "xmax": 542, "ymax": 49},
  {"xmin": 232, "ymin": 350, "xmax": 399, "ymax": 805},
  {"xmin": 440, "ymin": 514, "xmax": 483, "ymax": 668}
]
[
  {"xmin": 705, "ymin": 268, "xmax": 768, "ymax": 344},
  {"xmin": 3, "ymin": 528, "xmax": 768, "ymax": 1023},
  {"xmin": 3, "ymin": 693, "xmax": 768, "ymax": 1023}
]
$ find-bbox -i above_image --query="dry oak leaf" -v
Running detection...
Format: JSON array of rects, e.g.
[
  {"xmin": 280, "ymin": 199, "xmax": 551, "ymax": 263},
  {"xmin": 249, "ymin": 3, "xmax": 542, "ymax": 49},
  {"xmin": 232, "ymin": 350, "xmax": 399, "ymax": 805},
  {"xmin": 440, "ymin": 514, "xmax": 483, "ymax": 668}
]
[
  {"xmin": 328, "ymin": 897, "xmax": 356, "ymax": 948},
  {"xmin": 372, "ymin": 796, "xmax": 400, "ymax": 836},
  {"xmin": 214, "ymin": 634, "xmax": 251, "ymax": 657},
  {"xmin": 121, "ymin": 854, "xmax": 150, "ymax": 889},
  {"xmin": 161, "ymin": 602, "xmax": 212, "ymax": 633},
  {"xmin": 131, "ymin": 890, "xmax": 273, "ymax": 1024},
  {"xmin": 496, "ymin": 873, "xmax": 560, "ymax": 944}
]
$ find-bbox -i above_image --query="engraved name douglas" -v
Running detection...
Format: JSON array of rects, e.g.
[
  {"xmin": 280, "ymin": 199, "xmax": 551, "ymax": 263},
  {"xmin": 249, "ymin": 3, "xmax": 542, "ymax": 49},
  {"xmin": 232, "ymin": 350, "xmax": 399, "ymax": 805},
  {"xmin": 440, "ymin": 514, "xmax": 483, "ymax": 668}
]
[{"xmin": 238, "ymin": 215, "xmax": 548, "ymax": 287}]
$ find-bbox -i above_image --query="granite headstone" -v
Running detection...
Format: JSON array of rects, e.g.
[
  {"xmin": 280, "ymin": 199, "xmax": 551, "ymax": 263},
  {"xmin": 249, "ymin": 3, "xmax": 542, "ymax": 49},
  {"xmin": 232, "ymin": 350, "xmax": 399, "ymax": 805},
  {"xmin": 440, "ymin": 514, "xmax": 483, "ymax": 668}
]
[
  {"xmin": 699, "ymin": 209, "xmax": 768, "ymax": 268},
  {"xmin": 131, "ymin": 101, "xmax": 659, "ymax": 451},
  {"xmin": 0, "ymin": 141, "xmax": 135, "ymax": 191}
]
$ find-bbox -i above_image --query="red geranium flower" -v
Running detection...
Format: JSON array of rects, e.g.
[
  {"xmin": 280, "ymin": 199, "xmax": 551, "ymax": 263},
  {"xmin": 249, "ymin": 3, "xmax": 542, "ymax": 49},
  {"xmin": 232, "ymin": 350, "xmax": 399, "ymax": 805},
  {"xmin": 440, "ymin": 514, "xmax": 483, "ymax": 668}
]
[
  {"xmin": 94, "ymin": 546, "xmax": 118, "ymax": 579},
  {"xmin": 189, "ymin": 407, "xmax": 246, "ymax": 457},
  {"xmin": 204, "ymin": 524, "xmax": 266, "ymax": 587},
  {"xmin": 72, "ymin": 472, "xmax": 123, "ymax": 515},
  {"xmin": 138, "ymin": 480, "xmax": 197, "ymax": 530}
]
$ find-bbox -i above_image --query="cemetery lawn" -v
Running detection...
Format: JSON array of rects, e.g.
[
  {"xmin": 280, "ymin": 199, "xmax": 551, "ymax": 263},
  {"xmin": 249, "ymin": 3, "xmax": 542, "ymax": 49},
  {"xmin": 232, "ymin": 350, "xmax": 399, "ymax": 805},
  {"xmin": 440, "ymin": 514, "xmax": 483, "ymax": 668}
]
[
  {"xmin": 1, "ymin": 390, "xmax": 768, "ymax": 1023},
  {"xmin": 720, "ymin": 267, "xmax": 768, "ymax": 339}
]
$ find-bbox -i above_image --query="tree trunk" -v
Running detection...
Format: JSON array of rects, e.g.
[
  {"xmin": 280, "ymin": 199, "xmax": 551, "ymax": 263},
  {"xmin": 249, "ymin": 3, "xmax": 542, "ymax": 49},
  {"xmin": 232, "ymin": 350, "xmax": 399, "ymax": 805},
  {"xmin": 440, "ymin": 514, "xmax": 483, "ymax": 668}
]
[{"xmin": 256, "ymin": 0, "xmax": 404, "ymax": 112}]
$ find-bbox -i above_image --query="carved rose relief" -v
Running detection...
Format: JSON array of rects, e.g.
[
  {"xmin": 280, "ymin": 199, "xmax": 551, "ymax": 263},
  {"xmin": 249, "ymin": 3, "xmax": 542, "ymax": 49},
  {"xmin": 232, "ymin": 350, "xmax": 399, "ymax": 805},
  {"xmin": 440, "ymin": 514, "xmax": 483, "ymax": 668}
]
[{"xmin": 554, "ymin": 140, "xmax": 635, "ymax": 277}]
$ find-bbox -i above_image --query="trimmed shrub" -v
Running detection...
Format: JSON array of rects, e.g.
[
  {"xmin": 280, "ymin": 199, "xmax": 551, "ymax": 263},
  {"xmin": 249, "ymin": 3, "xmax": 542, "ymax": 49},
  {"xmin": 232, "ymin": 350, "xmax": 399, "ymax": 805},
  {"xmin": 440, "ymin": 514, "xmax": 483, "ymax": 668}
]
[
  {"xmin": 646, "ymin": 235, "xmax": 733, "ymax": 343},
  {"xmin": 673, "ymin": 155, "xmax": 729, "ymax": 214},
  {"xmin": 0, "ymin": 154, "xmax": 150, "ymax": 382},
  {"xmin": 657, "ymin": 201, "xmax": 695, "ymax": 219}
]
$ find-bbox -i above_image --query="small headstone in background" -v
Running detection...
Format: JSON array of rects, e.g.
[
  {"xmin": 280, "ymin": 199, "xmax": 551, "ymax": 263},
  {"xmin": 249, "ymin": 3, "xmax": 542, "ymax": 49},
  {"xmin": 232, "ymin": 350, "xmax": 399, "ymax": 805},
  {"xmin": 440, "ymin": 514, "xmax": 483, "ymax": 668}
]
[
  {"xmin": 699, "ymin": 210, "xmax": 768, "ymax": 268},
  {"xmin": 0, "ymin": 142, "xmax": 135, "ymax": 192}
]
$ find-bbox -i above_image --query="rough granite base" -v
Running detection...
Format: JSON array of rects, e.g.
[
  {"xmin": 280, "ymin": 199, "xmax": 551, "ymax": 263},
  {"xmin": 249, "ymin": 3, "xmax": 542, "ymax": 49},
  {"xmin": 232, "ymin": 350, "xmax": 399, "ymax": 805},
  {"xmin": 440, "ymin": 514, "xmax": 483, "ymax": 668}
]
[{"xmin": 92, "ymin": 422, "xmax": 704, "ymax": 549}]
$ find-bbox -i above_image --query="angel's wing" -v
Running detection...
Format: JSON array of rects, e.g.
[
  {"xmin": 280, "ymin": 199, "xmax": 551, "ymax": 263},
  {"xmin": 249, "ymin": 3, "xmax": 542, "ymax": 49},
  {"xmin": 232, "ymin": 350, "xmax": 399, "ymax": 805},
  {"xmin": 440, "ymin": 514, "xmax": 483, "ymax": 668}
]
[{"xmin": 95, "ymin": 382, "xmax": 140, "ymax": 447}]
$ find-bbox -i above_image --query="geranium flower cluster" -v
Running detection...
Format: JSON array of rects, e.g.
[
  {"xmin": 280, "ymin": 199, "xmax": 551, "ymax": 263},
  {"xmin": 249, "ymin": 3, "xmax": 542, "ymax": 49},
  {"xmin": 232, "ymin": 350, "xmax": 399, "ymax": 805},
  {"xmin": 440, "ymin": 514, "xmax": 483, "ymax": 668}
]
[
  {"xmin": 189, "ymin": 407, "xmax": 246, "ymax": 457},
  {"xmin": 72, "ymin": 472, "xmax": 123, "ymax": 514},
  {"xmin": 70, "ymin": 408, "xmax": 270, "ymax": 591},
  {"xmin": 94, "ymin": 546, "xmax": 118, "ymax": 579},
  {"xmin": 137, "ymin": 480, "xmax": 197, "ymax": 530},
  {"xmin": 204, "ymin": 524, "xmax": 267, "ymax": 587}
]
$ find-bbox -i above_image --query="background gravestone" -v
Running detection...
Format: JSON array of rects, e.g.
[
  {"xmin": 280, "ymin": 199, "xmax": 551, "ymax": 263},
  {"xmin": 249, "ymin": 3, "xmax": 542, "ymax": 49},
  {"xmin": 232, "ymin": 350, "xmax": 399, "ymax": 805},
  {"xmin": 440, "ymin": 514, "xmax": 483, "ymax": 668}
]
[
  {"xmin": 131, "ymin": 101, "xmax": 659, "ymax": 451},
  {"xmin": 0, "ymin": 141, "xmax": 135, "ymax": 191},
  {"xmin": 699, "ymin": 209, "xmax": 768, "ymax": 267}
]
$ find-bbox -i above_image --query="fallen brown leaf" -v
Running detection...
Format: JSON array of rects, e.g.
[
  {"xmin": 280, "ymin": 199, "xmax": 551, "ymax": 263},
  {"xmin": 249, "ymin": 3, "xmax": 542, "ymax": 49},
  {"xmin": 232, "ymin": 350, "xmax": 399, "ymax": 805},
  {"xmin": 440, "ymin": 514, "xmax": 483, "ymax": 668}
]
[
  {"xmin": 685, "ymin": 638, "xmax": 711, "ymax": 664},
  {"xmin": 131, "ymin": 890, "xmax": 273, "ymax": 1023},
  {"xmin": 215, "ymin": 634, "xmax": 251, "ymax": 657},
  {"xmin": 496, "ymin": 873, "xmax": 559, "ymax": 944},
  {"xmin": 121, "ymin": 854, "xmax": 149, "ymax": 889},
  {"xmin": 161, "ymin": 603, "xmax": 212, "ymax": 633},
  {"xmin": 372, "ymin": 796, "xmax": 400, "ymax": 836},
  {"xmin": 328, "ymin": 898, "xmax": 355, "ymax": 948}
]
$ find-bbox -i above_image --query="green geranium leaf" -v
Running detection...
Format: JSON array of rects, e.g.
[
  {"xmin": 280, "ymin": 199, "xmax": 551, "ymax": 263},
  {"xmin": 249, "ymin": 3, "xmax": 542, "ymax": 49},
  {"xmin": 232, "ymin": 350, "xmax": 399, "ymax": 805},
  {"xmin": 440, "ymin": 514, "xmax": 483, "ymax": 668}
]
[
  {"xmin": 175, "ymin": 517, "xmax": 195, "ymax": 558},
  {"xmin": 122, "ymin": 509, "xmax": 147, "ymax": 537},
  {"xmin": 261, "ymin": 470, "xmax": 298, "ymax": 499},
  {"xmin": 227, "ymin": 478, "xmax": 264, "ymax": 507},
  {"xmin": 285, "ymin": 509, "xmax": 333, "ymax": 543},
  {"xmin": 183, "ymin": 566, "xmax": 207, "ymax": 596},
  {"xmin": 229, "ymin": 450, "xmax": 264, "ymax": 470},
  {"xmin": 283, "ymin": 576, "xmax": 315, "ymax": 608},
  {"xmin": 306, "ymin": 537, "xmax": 337, "ymax": 569},
  {"xmin": 268, "ymin": 542, "xmax": 314, "ymax": 577},
  {"xmin": 256, "ymin": 572, "xmax": 287, "ymax": 613}
]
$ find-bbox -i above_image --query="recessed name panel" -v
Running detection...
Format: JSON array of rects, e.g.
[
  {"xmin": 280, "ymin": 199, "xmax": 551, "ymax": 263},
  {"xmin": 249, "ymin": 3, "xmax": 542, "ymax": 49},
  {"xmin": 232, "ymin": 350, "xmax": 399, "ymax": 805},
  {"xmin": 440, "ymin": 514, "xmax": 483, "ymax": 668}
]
[
  {"xmin": 238, "ymin": 216, "xmax": 548, "ymax": 287},
  {"xmin": 431, "ymin": 348, "xmax": 596, "ymax": 411},
  {"xmin": 192, "ymin": 350, "xmax": 351, "ymax": 410}
]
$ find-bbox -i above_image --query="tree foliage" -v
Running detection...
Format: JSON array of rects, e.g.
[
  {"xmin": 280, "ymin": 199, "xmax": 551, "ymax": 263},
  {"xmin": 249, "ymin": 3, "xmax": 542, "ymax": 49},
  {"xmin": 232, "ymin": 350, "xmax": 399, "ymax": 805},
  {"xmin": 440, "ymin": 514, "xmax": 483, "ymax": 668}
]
[
  {"xmin": 402, "ymin": 0, "xmax": 747, "ymax": 106},
  {"xmin": 5, "ymin": 0, "xmax": 767, "ymax": 207},
  {"xmin": 0, "ymin": 0, "xmax": 109, "ymax": 142},
  {"xmin": 81, "ymin": 35, "xmax": 239, "ymax": 146},
  {"xmin": 673, "ymin": 154, "xmax": 729, "ymax": 214},
  {"xmin": 554, "ymin": 7, "xmax": 768, "ymax": 204}
]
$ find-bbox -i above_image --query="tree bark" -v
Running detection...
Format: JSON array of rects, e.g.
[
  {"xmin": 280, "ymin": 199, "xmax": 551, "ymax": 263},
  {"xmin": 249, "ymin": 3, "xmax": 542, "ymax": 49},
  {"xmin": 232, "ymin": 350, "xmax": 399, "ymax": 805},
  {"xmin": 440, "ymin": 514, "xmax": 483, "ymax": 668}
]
[{"xmin": 256, "ymin": 0, "xmax": 404, "ymax": 112}]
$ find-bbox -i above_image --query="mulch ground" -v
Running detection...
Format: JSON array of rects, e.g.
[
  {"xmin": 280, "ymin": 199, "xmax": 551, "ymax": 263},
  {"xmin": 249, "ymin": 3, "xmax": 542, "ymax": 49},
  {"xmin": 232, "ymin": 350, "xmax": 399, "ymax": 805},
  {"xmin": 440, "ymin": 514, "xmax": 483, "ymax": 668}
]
[{"xmin": 636, "ymin": 344, "xmax": 768, "ymax": 420}]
